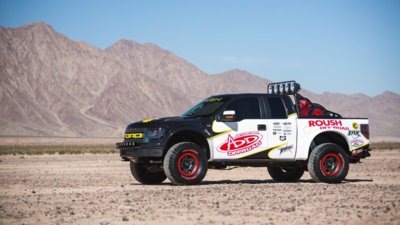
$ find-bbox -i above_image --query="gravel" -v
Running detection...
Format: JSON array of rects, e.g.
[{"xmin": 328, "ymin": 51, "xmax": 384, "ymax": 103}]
[{"xmin": 0, "ymin": 151, "xmax": 399, "ymax": 225}]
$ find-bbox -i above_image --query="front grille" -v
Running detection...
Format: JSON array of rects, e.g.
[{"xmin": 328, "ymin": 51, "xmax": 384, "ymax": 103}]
[{"xmin": 125, "ymin": 127, "xmax": 146, "ymax": 134}]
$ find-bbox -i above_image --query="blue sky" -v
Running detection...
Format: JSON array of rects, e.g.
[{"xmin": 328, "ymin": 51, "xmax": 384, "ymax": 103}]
[{"xmin": 1, "ymin": 0, "xmax": 399, "ymax": 96}]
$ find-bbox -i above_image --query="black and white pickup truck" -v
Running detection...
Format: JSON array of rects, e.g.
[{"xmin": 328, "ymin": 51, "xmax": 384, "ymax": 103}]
[{"xmin": 117, "ymin": 81, "xmax": 370, "ymax": 185}]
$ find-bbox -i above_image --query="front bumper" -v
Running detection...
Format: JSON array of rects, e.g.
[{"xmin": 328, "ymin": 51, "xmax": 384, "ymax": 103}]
[
  {"xmin": 117, "ymin": 142, "xmax": 164, "ymax": 160},
  {"xmin": 352, "ymin": 148, "xmax": 371, "ymax": 158}
]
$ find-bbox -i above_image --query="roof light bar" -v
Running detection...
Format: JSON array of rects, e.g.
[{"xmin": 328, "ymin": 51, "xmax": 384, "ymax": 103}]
[{"xmin": 267, "ymin": 80, "xmax": 300, "ymax": 95}]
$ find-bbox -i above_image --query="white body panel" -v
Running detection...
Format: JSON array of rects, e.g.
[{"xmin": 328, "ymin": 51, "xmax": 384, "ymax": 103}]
[
  {"xmin": 295, "ymin": 118, "xmax": 369, "ymax": 160},
  {"xmin": 265, "ymin": 114, "xmax": 297, "ymax": 159},
  {"xmin": 208, "ymin": 119, "xmax": 269, "ymax": 159},
  {"xmin": 208, "ymin": 114, "xmax": 298, "ymax": 160},
  {"xmin": 208, "ymin": 115, "xmax": 369, "ymax": 161}
]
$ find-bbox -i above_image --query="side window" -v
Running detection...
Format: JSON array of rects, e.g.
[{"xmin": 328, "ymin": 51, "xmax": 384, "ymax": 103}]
[
  {"xmin": 225, "ymin": 97, "xmax": 261, "ymax": 121},
  {"xmin": 266, "ymin": 97, "xmax": 287, "ymax": 119}
]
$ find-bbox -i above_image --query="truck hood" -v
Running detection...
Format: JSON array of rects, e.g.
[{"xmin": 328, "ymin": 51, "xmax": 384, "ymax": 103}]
[{"xmin": 125, "ymin": 116, "xmax": 210, "ymax": 130}]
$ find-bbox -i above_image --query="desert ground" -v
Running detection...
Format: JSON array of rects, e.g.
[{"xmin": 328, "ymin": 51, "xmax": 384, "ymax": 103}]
[{"xmin": 0, "ymin": 150, "xmax": 399, "ymax": 225}]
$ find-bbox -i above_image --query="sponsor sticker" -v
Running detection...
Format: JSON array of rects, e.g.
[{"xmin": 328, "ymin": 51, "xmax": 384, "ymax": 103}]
[
  {"xmin": 206, "ymin": 97, "xmax": 223, "ymax": 102},
  {"xmin": 280, "ymin": 136, "xmax": 286, "ymax": 141},
  {"xmin": 351, "ymin": 139, "xmax": 364, "ymax": 148},
  {"xmin": 348, "ymin": 130, "xmax": 361, "ymax": 138},
  {"xmin": 280, "ymin": 145, "xmax": 293, "ymax": 154},
  {"xmin": 218, "ymin": 132, "xmax": 262, "ymax": 156},
  {"xmin": 308, "ymin": 119, "xmax": 349, "ymax": 131}
]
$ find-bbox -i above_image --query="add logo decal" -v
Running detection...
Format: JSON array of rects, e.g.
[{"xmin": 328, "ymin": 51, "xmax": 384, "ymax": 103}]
[
  {"xmin": 308, "ymin": 119, "xmax": 349, "ymax": 131},
  {"xmin": 280, "ymin": 136, "xmax": 286, "ymax": 141},
  {"xmin": 218, "ymin": 132, "xmax": 262, "ymax": 156}
]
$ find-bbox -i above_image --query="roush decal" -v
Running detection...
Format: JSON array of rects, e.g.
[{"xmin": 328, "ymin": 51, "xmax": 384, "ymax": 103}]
[
  {"xmin": 218, "ymin": 131, "xmax": 262, "ymax": 156},
  {"xmin": 308, "ymin": 119, "xmax": 349, "ymax": 131},
  {"xmin": 309, "ymin": 119, "xmax": 342, "ymax": 127}
]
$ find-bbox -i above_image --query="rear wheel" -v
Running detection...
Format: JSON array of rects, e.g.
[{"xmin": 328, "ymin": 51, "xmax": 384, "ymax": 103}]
[
  {"xmin": 307, "ymin": 143, "xmax": 349, "ymax": 183},
  {"xmin": 163, "ymin": 142, "xmax": 207, "ymax": 185},
  {"xmin": 267, "ymin": 166, "xmax": 304, "ymax": 182},
  {"xmin": 130, "ymin": 161, "xmax": 166, "ymax": 184}
]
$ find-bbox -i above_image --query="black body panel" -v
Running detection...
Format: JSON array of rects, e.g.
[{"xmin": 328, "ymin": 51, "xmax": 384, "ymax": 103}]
[{"xmin": 116, "ymin": 93, "xmax": 296, "ymax": 161}]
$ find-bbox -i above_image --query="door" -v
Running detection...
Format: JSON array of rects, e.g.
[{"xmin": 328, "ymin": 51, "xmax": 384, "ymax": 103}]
[
  {"xmin": 264, "ymin": 96, "xmax": 297, "ymax": 159},
  {"xmin": 209, "ymin": 97, "xmax": 269, "ymax": 160}
]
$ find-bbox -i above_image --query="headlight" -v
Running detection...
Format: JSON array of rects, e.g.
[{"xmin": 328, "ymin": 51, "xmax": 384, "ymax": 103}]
[
  {"xmin": 274, "ymin": 85, "xmax": 278, "ymax": 94},
  {"xmin": 144, "ymin": 128, "xmax": 166, "ymax": 139},
  {"xmin": 285, "ymin": 83, "xmax": 290, "ymax": 92},
  {"xmin": 268, "ymin": 85, "xmax": 273, "ymax": 94},
  {"xmin": 267, "ymin": 80, "xmax": 300, "ymax": 95},
  {"xmin": 290, "ymin": 82, "xmax": 295, "ymax": 92},
  {"xmin": 279, "ymin": 83, "xmax": 284, "ymax": 93}
]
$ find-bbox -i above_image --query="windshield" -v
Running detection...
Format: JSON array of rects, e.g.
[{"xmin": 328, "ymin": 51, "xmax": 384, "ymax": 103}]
[{"xmin": 182, "ymin": 97, "xmax": 228, "ymax": 117}]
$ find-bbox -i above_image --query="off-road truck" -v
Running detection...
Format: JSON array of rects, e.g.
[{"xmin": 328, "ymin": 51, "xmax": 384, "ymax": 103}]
[{"xmin": 117, "ymin": 81, "xmax": 370, "ymax": 185}]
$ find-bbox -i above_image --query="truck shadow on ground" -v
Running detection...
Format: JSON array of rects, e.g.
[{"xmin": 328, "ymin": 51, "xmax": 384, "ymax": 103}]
[
  {"xmin": 130, "ymin": 178, "xmax": 373, "ymax": 186},
  {"xmin": 200, "ymin": 178, "xmax": 373, "ymax": 185}
]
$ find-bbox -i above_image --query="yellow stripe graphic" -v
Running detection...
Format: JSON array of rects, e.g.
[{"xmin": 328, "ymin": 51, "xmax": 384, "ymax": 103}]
[{"xmin": 238, "ymin": 142, "xmax": 288, "ymax": 159}]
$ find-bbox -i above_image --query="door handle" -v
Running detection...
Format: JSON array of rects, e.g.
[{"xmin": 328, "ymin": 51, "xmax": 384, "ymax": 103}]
[{"xmin": 257, "ymin": 124, "xmax": 266, "ymax": 131}]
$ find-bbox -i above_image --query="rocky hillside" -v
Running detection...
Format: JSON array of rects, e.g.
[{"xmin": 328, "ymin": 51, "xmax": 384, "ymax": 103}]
[{"xmin": 0, "ymin": 22, "xmax": 399, "ymax": 138}]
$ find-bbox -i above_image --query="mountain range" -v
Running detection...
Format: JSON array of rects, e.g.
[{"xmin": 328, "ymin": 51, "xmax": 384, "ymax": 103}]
[{"xmin": 0, "ymin": 22, "xmax": 399, "ymax": 139}]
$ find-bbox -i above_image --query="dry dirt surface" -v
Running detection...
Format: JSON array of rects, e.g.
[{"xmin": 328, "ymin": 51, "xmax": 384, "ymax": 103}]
[{"xmin": 0, "ymin": 151, "xmax": 399, "ymax": 225}]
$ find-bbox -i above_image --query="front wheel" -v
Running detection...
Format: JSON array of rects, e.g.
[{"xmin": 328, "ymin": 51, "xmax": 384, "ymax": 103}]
[
  {"xmin": 163, "ymin": 142, "xmax": 208, "ymax": 185},
  {"xmin": 307, "ymin": 143, "xmax": 349, "ymax": 183},
  {"xmin": 130, "ymin": 162, "xmax": 167, "ymax": 184},
  {"xmin": 267, "ymin": 166, "xmax": 304, "ymax": 182}
]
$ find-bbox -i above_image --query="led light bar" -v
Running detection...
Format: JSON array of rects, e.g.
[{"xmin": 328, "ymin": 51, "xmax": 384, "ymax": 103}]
[{"xmin": 267, "ymin": 80, "xmax": 300, "ymax": 95}]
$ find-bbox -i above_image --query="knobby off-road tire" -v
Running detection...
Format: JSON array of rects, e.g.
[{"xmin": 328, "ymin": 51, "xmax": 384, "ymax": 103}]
[
  {"xmin": 307, "ymin": 143, "xmax": 349, "ymax": 183},
  {"xmin": 163, "ymin": 142, "xmax": 208, "ymax": 185},
  {"xmin": 267, "ymin": 166, "xmax": 305, "ymax": 182},
  {"xmin": 130, "ymin": 161, "xmax": 167, "ymax": 184}
]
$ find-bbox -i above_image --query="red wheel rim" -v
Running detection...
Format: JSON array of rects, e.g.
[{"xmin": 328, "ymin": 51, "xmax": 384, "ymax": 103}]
[
  {"xmin": 177, "ymin": 150, "xmax": 199, "ymax": 177},
  {"xmin": 320, "ymin": 153, "xmax": 342, "ymax": 176}
]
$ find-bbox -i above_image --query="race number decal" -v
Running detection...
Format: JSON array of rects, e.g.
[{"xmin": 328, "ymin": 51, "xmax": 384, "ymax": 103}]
[{"xmin": 217, "ymin": 132, "xmax": 262, "ymax": 156}]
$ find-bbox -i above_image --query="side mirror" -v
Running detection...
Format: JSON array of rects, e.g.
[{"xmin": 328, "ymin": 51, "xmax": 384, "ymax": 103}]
[{"xmin": 217, "ymin": 110, "xmax": 236, "ymax": 122}]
